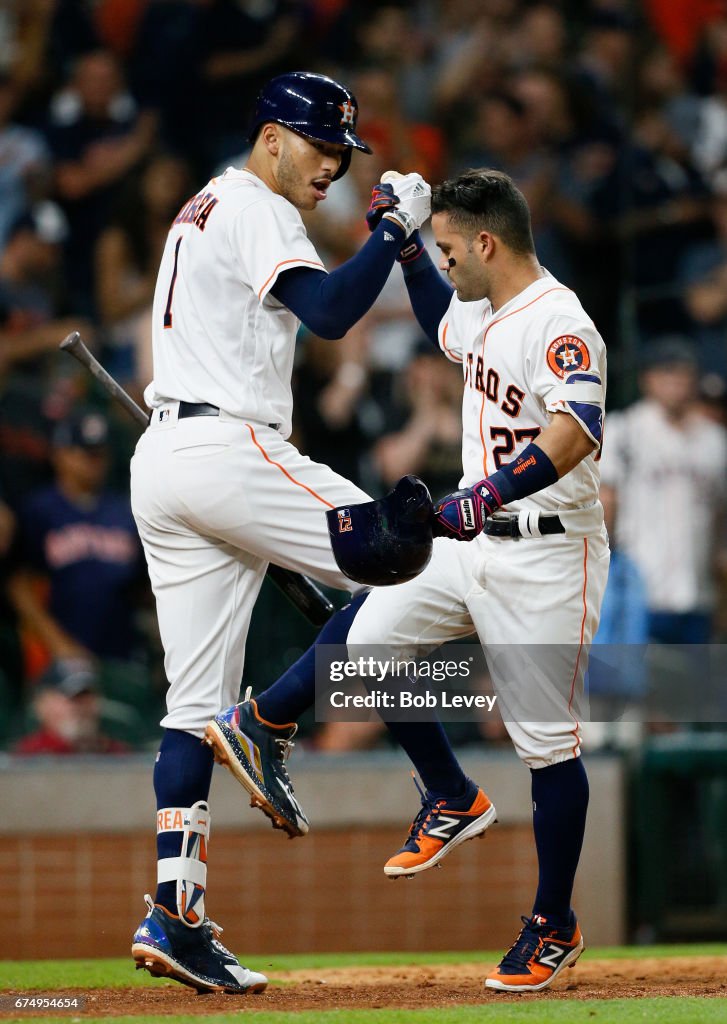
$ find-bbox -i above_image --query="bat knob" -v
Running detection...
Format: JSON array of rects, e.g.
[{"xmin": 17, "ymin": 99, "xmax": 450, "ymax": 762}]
[{"xmin": 60, "ymin": 331, "xmax": 81, "ymax": 351}]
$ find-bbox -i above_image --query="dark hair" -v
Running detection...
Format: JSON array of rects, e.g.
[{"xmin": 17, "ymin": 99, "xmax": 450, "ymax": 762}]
[{"xmin": 431, "ymin": 169, "xmax": 535, "ymax": 255}]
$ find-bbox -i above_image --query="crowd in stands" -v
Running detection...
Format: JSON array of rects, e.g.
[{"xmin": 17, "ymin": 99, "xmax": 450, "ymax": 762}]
[{"xmin": 0, "ymin": 0, "xmax": 726, "ymax": 753}]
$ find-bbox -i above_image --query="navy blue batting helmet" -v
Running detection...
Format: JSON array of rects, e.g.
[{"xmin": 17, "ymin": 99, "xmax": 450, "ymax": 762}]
[
  {"xmin": 248, "ymin": 71, "xmax": 372, "ymax": 180},
  {"xmin": 326, "ymin": 476, "xmax": 434, "ymax": 587}
]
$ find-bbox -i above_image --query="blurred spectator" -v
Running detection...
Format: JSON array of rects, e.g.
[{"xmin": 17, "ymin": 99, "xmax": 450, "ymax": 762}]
[
  {"xmin": 95, "ymin": 153, "xmax": 193, "ymax": 391},
  {"xmin": 347, "ymin": 4, "xmax": 439, "ymax": 124},
  {"xmin": 352, "ymin": 66, "xmax": 446, "ymax": 185},
  {"xmin": 294, "ymin": 326, "xmax": 374, "ymax": 489},
  {"xmin": 192, "ymin": 0, "xmax": 300, "ymax": 169},
  {"xmin": 0, "ymin": 201, "xmax": 87, "ymax": 508},
  {"xmin": 45, "ymin": 49, "xmax": 157, "ymax": 316},
  {"xmin": 0, "ymin": 71, "xmax": 51, "ymax": 252},
  {"xmin": 431, "ymin": 0, "xmax": 518, "ymax": 125},
  {"xmin": 455, "ymin": 89, "xmax": 573, "ymax": 282},
  {"xmin": 12, "ymin": 657, "xmax": 129, "ymax": 754},
  {"xmin": 599, "ymin": 338, "xmax": 727, "ymax": 644},
  {"xmin": 573, "ymin": 8, "xmax": 637, "ymax": 142},
  {"xmin": 679, "ymin": 184, "xmax": 727, "ymax": 377},
  {"xmin": 0, "ymin": 488, "xmax": 23, "ymax": 742},
  {"xmin": 128, "ymin": 0, "xmax": 205, "ymax": 160},
  {"xmin": 12, "ymin": 0, "xmax": 100, "ymax": 123},
  {"xmin": 0, "ymin": 201, "xmax": 79, "ymax": 375},
  {"xmin": 8, "ymin": 408, "xmax": 146, "ymax": 671},
  {"xmin": 591, "ymin": 105, "xmax": 712, "ymax": 336},
  {"xmin": 509, "ymin": 2, "xmax": 568, "ymax": 72},
  {"xmin": 636, "ymin": 44, "xmax": 702, "ymax": 158},
  {"xmin": 372, "ymin": 339, "xmax": 463, "ymax": 496}
]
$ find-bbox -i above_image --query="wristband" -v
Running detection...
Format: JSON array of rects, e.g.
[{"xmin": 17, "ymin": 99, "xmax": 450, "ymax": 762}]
[
  {"xmin": 475, "ymin": 442, "xmax": 558, "ymax": 513},
  {"xmin": 398, "ymin": 230, "xmax": 425, "ymax": 265}
]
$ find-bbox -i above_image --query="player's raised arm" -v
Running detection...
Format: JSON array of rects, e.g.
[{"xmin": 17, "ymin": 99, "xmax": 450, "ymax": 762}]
[
  {"xmin": 270, "ymin": 180, "xmax": 430, "ymax": 339},
  {"xmin": 365, "ymin": 173, "xmax": 454, "ymax": 347}
]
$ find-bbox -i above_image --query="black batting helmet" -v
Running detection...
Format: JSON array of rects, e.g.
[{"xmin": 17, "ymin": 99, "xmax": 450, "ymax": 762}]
[
  {"xmin": 248, "ymin": 71, "xmax": 372, "ymax": 180},
  {"xmin": 326, "ymin": 476, "xmax": 434, "ymax": 587}
]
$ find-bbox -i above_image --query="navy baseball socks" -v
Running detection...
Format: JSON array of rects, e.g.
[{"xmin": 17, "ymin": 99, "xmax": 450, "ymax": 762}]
[
  {"xmin": 203, "ymin": 595, "xmax": 367, "ymax": 836},
  {"xmin": 486, "ymin": 757, "xmax": 588, "ymax": 992},
  {"xmin": 206, "ymin": 592, "xmax": 487, "ymax": 848},
  {"xmin": 132, "ymin": 729, "xmax": 267, "ymax": 993}
]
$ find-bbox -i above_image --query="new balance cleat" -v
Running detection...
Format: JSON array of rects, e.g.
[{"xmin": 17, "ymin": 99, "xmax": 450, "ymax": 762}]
[
  {"xmin": 131, "ymin": 895, "xmax": 268, "ymax": 994},
  {"xmin": 485, "ymin": 912, "xmax": 584, "ymax": 992},
  {"xmin": 384, "ymin": 775, "xmax": 496, "ymax": 877},
  {"xmin": 204, "ymin": 688, "xmax": 309, "ymax": 838}
]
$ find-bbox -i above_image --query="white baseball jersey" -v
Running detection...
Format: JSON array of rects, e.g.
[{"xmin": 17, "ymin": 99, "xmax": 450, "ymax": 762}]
[
  {"xmin": 438, "ymin": 271, "xmax": 606, "ymax": 512},
  {"xmin": 348, "ymin": 270, "xmax": 611, "ymax": 768},
  {"xmin": 599, "ymin": 400, "xmax": 727, "ymax": 611},
  {"xmin": 144, "ymin": 168, "xmax": 326, "ymax": 438},
  {"xmin": 131, "ymin": 167, "xmax": 371, "ymax": 735}
]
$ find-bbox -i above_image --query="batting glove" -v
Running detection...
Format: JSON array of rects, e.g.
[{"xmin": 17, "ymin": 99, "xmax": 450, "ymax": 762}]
[
  {"xmin": 380, "ymin": 171, "xmax": 431, "ymax": 239},
  {"xmin": 432, "ymin": 480, "xmax": 501, "ymax": 541},
  {"xmin": 366, "ymin": 182, "xmax": 398, "ymax": 232}
]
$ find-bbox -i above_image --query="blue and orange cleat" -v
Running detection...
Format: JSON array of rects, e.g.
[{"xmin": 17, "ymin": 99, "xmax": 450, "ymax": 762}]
[
  {"xmin": 131, "ymin": 895, "xmax": 268, "ymax": 994},
  {"xmin": 384, "ymin": 775, "xmax": 497, "ymax": 877},
  {"xmin": 204, "ymin": 688, "xmax": 309, "ymax": 838},
  {"xmin": 485, "ymin": 912, "xmax": 584, "ymax": 992}
]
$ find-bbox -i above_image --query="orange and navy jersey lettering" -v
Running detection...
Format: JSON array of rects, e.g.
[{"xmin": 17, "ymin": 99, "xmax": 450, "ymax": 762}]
[
  {"xmin": 173, "ymin": 192, "xmax": 219, "ymax": 232},
  {"xmin": 464, "ymin": 352, "xmax": 526, "ymax": 419}
]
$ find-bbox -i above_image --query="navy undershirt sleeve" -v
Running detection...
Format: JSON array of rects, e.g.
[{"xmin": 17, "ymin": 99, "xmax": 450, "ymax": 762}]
[
  {"xmin": 399, "ymin": 237, "xmax": 453, "ymax": 347},
  {"xmin": 270, "ymin": 218, "xmax": 407, "ymax": 339}
]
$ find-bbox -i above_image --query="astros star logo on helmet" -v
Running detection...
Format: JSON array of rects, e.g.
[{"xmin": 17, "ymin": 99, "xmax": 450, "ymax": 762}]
[{"xmin": 339, "ymin": 100, "xmax": 356, "ymax": 125}]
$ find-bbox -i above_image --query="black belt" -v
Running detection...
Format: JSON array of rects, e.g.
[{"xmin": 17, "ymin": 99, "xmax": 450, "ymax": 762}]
[
  {"xmin": 176, "ymin": 401, "xmax": 280, "ymax": 431},
  {"xmin": 483, "ymin": 514, "xmax": 565, "ymax": 539},
  {"xmin": 178, "ymin": 401, "xmax": 219, "ymax": 418}
]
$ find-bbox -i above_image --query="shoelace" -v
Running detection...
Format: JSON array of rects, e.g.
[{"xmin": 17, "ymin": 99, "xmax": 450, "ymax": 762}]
[
  {"xmin": 242, "ymin": 686, "xmax": 297, "ymax": 778},
  {"xmin": 499, "ymin": 916, "xmax": 548, "ymax": 972},
  {"xmin": 407, "ymin": 774, "xmax": 444, "ymax": 840}
]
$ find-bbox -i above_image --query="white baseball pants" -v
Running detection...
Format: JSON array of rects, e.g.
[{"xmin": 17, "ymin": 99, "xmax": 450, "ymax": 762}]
[
  {"xmin": 130, "ymin": 405, "xmax": 369, "ymax": 734},
  {"xmin": 347, "ymin": 528, "xmax": 610, "ymax": 767}
]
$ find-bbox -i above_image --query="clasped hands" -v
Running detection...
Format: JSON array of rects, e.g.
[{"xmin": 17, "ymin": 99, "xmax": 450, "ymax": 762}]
[{"xmin": 366, "ymin": 170, "xmax": 431, "ymax": 238}]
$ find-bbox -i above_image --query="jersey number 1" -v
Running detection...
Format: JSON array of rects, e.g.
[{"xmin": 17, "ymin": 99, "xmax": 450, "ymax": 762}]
[{"xmin": 163, "ymin": 236, "xmax": 183, "ymax": 328}]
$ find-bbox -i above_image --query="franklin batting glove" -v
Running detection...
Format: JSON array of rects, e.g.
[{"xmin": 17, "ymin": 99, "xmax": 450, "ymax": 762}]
[{"xmin": 432, "ymin": 480, "xmax": 502, "ymax": 541}]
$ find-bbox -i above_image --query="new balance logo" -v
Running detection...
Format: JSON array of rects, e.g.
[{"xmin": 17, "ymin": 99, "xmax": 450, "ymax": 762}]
[
  {"xmin": 538, "ymin": 943, "xmax": 568, "ymax": 969},
  {"xmin": 426, "ymin": 814, "xmax": 460, "ymax": 840}
]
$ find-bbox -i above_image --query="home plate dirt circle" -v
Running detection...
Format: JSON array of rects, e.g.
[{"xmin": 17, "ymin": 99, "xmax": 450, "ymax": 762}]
[{"xmin": 3, "ymin": 956, "xmax": 727, "ymax": 1016}]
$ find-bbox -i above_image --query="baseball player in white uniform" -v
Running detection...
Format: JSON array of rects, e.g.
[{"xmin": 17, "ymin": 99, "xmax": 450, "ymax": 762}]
[
  {"xmin": 128, "ymin": 72, "xmax": 434, "ymax": 993},
  {"xmin": 345, "ymin": 168, "xmax": 610, "ymax": 992},
  {"xmin": 599, "ymin": 340, "xmax": 727, "ymax": 643}
]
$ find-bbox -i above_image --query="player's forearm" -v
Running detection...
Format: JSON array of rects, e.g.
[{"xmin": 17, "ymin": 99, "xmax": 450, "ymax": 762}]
[
  {"xmin": 531, "ymin": 411, "xmax": 597, "ymax": 477},
  {"xmin": 271, "ymin": 219, "xmax": 406, "ymax": 339},
  {"xmin": 435, "ymin": 413, "xmax": 598, "ymax": 538},
  {"xmin": 400, "ymin": 239, "xmax": 453, "ymax": 347}
]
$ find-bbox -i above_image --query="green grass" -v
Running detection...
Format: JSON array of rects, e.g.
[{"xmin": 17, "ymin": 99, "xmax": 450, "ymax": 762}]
[
  {"xmin": 5, "ymin": 999, "xmax": 727, "ymax": 1024},
  {"xmin": 2, "ymin": 943, "xmax": 726, "ymax": 989}
]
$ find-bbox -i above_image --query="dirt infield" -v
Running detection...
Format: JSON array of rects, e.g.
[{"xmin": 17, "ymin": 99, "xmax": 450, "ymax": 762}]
[{"xmin": 3, "ymin": 955, "xmax": 727, "ymax": 1016}]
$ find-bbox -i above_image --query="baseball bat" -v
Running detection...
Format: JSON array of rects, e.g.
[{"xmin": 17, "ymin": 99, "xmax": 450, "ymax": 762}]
[{"xmin": 59, "ymin": 331, "xmax": 335, "ymax": 627}]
